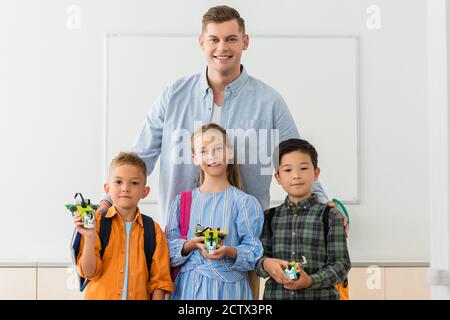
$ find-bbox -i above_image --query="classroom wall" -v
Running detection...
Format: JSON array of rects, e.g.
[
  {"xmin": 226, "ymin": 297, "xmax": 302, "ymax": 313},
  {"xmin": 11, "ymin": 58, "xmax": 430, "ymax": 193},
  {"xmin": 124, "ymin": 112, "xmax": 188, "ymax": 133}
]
[{"xmin": 0, "ymin": 0, "xmax": 429, "ymax": 266}]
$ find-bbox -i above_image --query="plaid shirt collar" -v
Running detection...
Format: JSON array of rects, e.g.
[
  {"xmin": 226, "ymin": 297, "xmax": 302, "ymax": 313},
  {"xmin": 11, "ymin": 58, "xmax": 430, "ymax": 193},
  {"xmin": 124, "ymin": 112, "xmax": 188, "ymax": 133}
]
[{"xmin": 283, "ymin": 194, "xmax": 320, "ymax": 211}]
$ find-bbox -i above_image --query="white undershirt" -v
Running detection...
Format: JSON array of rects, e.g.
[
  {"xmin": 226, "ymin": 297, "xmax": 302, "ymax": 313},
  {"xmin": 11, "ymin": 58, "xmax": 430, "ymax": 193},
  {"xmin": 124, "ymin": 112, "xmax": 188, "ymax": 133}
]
[{"xmin": 210, "ymin": 103, "xmax": 222, "ymax": 125}]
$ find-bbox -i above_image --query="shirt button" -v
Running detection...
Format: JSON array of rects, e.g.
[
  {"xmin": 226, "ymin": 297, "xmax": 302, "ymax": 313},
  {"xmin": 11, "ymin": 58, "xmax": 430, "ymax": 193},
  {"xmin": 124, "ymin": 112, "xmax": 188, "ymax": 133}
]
[
  {"xmin": 291, "ymin": 291, "xmax": 295, "ymax": 295},
  {"xmin": 292, "ymin": 252, "xmax": 295, "ymax": 255},
  {"xmin": 292, "ymin": 232, "xmax": 296, "ymax": 236},
  {"xmin": 122, "ymin": 250, "xmax": 125, "ymax": 253},
  {"xmin": 120, "ymin": 270, "xmax": 123, "ymax": 273},
  {"xmin": 304, "ymin": 206, "xmax": 307, "ymax": 209}
]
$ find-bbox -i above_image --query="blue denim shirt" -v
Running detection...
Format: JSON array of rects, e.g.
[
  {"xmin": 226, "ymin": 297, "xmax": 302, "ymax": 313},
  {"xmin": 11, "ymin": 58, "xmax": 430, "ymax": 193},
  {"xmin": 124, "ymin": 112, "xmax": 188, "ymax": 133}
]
[{"xmin": 103, "ymin": 66, "xmax": 328, "ymax": 221}]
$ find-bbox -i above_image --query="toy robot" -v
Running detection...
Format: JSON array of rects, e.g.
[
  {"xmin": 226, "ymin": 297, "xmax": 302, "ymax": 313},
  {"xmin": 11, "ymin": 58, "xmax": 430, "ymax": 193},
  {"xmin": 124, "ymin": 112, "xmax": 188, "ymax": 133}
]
[
  {"xmin": 194, "ymin": 224, "xmax": 228, "ymax": 254},
  {"xmin": 65, "ymin": 193, "xmax": 98, "ymax": 229},
  {"xmin": 283, "ymin": 256, "xmax": 308, "ymax": 280}
]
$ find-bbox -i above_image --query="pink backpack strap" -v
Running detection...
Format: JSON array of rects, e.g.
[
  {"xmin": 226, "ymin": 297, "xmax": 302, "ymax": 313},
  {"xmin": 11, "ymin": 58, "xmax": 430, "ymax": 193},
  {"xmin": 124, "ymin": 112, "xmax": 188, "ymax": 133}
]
[{"xmin": 179, "ymin": 191, "xmax": 192, "ymax": 240}]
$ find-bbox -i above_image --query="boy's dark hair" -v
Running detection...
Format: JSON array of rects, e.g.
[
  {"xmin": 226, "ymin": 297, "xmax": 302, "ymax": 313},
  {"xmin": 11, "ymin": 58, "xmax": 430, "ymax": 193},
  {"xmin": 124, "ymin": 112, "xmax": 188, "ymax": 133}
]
[
  {"xmin": 202, "ymin": 5, "xmax": 245, "ymax": 34},
  {"xmin": 273, "ymin": 138, "xmax": 318, "ymax": 171}
]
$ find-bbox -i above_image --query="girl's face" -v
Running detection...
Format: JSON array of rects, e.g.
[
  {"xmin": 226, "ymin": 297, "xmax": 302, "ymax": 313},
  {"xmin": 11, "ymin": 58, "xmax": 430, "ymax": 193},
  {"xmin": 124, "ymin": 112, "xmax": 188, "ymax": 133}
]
[{"xmin": 192, "ymin": 129, "xmax": 233, "ymax": 178}]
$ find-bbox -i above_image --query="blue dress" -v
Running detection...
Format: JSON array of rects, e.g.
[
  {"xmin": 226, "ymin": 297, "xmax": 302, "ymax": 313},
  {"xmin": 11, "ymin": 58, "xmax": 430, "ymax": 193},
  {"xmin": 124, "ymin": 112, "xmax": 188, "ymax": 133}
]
[{"xmin": 166, "ymin": 186, "xmax": 264, "ymax": 300}]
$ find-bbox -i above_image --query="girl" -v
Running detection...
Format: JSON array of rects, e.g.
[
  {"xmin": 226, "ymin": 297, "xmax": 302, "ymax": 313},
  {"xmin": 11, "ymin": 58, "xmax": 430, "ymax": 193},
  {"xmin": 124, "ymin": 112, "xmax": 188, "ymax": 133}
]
[{"xmin": 166, "ymin": 123, "xmax": 264, "ymax": 300}]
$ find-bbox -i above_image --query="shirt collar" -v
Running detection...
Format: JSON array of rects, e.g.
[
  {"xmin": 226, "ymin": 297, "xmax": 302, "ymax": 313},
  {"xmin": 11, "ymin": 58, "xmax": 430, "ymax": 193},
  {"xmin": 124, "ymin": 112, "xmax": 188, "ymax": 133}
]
[
  {"xmin": 106, "ymin": 205, "xmax": 144, "ymax": 227},
  {"xmin": 200, "ymin": 65, "xmax": 249, "ymax": 98},
  {"xmin": 284, "ymin": 194, "xmax": 320, "ymax": 211}
]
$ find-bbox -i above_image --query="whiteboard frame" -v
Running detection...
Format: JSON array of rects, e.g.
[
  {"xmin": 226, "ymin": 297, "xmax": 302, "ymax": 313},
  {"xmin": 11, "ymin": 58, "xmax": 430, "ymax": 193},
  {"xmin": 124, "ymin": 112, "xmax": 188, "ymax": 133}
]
[{"xmin": 103, "ymin": 33, "xmax": 361, "ymax": 205}]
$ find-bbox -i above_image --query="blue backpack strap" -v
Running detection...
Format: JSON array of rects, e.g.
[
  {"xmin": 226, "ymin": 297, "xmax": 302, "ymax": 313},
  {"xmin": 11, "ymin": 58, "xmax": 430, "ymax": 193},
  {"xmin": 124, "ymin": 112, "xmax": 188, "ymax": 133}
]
[
  {"xmin": 70, "ymin": 229, "xmax": 86, "ymax": 291},
  {"xmin": 99, "ymin": 210, "xmax": 112, "ymax": 258},
  {"xmin": 141, "ymin": 214, "xmax": 156, "ymax": 277}
]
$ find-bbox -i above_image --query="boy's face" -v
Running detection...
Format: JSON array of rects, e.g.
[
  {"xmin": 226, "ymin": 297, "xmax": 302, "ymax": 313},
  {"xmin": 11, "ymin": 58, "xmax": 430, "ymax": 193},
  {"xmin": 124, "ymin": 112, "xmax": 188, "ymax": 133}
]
[
  {"xmin": 104, "ymin": 164, "xmax": 150, "ymax": 211},
  {"xmin": 192, "ymin": 129, "xmax": 233, "ymax": 179},
  {"xmin": 275, "ymin": 151, "xmax": 320, "ymax": 203},
  {"xmin": 199, "ymin": 19, "xmax": 248, "ymax": 77}
]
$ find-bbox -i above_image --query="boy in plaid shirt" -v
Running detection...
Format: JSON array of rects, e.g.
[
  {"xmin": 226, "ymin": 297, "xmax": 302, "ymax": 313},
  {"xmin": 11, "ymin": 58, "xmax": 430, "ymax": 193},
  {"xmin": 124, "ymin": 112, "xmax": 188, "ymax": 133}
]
[{"xmin": 255, "ymin": 139, "xmax": 351, "ymax": 299}]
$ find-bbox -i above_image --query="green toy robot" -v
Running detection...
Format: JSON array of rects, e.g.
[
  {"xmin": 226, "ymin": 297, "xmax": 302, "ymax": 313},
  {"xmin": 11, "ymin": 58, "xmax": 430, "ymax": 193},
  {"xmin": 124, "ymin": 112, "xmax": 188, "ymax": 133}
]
[
  {"xmin": 283, "ymin": 256, "xmax": 308, "ymax": 280},
  {"xmin": 194, "ymin": 224, "xmax": 228, "ymax": 254},
  {"xmin": 65, "ymin": 193, "xmax": 98, "ymax": 229}
]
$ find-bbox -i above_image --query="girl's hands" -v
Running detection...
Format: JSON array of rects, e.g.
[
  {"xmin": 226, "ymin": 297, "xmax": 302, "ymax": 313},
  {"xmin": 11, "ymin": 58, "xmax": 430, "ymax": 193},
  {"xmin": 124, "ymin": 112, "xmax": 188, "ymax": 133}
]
[
  {"xmin": 181, "ymin": 236, "xmax": 204, "ymax": 256},
  {"xmin": 182, "ymin": 237, "xmax": 236, "ymax": 261},
  {"xmin": 203, "ymin": 246, "xmax": 236, "ymax": 260},
  {"xmin": 73, "ymin": 213, "xmax": 96, "ymax": 240}
]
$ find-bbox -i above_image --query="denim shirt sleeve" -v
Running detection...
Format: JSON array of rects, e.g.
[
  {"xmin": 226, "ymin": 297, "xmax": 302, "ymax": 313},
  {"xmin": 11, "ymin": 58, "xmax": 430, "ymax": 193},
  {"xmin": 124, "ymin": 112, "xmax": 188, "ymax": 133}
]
[
  {"xmin": 165, "ymin": 194, "xmax": 193, "ymax": 267},
  {"xmin": 230, "ymin": 194, "xmax": 264, "ymax": 272},
  {"xmin": 130, "ymin": 85, "xmax": 171, "ymax": 175}
]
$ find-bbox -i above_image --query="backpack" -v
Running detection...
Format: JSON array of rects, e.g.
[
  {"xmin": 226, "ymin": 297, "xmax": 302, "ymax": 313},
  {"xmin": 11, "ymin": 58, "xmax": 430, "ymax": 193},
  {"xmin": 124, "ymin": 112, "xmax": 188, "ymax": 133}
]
[
  {"xmin": 170, "ymin": 191, "xmax": 192, "ymax": 281},
  {"xmin": 267, "ymin": 203, "xmax": 349, "ymax": 300},
  {"xmin": 71, "ymin": 211, "xmax": 156, "ymax": 292}
]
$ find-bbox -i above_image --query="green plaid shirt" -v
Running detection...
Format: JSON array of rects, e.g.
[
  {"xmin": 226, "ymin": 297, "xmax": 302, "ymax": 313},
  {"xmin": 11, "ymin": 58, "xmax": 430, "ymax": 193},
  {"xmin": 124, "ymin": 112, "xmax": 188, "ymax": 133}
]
[{"xmin": 255, "ymin": 194, "xmax": 351, "ymax": 300}]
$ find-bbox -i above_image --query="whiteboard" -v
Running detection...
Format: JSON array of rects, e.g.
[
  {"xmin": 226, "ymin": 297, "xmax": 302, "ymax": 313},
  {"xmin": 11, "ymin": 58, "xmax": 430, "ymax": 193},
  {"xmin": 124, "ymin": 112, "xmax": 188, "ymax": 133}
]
[{"xmin": 105, "ymin": 34, "xmax": 359, "ymax": 216}]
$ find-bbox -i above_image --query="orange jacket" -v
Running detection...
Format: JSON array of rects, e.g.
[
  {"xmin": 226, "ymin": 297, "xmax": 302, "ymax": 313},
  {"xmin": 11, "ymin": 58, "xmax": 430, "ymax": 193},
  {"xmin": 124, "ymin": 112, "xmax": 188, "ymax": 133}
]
[{"xmin": 77, "ymin": 206, "xmax": 173, "ymax": 299}]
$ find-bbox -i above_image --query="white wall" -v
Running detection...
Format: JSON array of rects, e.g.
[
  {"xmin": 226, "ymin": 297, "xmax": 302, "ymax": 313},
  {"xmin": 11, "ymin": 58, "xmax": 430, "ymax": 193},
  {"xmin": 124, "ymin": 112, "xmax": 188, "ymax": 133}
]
[
  {"xmin": 0, "ymin": 0, "xmax": 429, "ymax": 264},
  {"xmin": 427, "ymin": 0, "xmax": 450, "ymax": 299}
]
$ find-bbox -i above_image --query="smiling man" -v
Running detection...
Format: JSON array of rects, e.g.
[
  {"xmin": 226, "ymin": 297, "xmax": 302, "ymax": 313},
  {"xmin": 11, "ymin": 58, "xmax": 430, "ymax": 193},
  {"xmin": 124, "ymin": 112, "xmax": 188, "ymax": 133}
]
[
  {"xmin": 199, "ymin": 13, "xmax": 248, "ymax": 107},
  {"xmin": 98, "ymin": 5, "xmax": 332, "ymax": 299}
]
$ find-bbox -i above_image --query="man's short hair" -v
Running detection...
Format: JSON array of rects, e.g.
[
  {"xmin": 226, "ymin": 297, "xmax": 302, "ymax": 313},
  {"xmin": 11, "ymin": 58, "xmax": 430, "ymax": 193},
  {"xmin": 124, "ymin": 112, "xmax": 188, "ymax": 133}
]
[
  {"xmin": 109, "ymin": 152, "xmax": 147, "ymax": 179},
  {"xmin": 202, "ymin": 5, "xmax": 245, "ymax": 34},
  {"xmin": 273, "ymin": 139, "xmax": 319, "ymax": 171}
]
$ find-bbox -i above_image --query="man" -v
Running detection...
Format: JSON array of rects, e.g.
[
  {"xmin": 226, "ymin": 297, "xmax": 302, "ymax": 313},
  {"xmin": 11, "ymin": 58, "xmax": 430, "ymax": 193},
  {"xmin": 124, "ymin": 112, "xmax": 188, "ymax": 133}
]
[
  {"xmin": 99, "ymin": 5, "xmax": 330, "ymax": 219},
  {"xmin": 98, "ymin": 6, "xmax": 341, "ymax": 299}
]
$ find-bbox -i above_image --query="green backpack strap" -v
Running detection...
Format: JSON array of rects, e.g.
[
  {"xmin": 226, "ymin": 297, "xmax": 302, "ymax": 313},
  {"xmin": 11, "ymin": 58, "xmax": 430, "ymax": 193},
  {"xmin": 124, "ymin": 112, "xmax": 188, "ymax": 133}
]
[{"xmin": 332, "ymin": 198, "xmax": 350, "ymax": 227}]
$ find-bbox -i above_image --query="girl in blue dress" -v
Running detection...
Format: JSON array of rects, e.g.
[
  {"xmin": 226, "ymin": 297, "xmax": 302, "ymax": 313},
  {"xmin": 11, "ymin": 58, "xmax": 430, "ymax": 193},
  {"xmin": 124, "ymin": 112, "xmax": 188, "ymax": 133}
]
[{"xmin": 166, "ymin": 123, "xmax": 264, "ymax": 300}]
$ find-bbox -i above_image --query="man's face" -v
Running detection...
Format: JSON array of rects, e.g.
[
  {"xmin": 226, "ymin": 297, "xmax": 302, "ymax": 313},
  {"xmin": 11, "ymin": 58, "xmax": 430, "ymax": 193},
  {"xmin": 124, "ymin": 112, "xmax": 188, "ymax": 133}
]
[
  {"xmin": 104, "ymin": 164, "xmax": 150, "ymax": 211},
  {"xmin": 199, "ymin": 19, "xmax": 249, "ymax": 77},
  {"xmin": 275, "ymin": 151, "xmax": 320, "ymax": 202}
]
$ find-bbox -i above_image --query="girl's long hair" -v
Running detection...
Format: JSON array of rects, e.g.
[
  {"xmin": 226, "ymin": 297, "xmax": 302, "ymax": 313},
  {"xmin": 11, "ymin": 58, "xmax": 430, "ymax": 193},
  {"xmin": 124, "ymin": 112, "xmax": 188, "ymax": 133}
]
[{"xmin": 191, "ymin": 123, "xmax": 243, "ymax": 190}]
